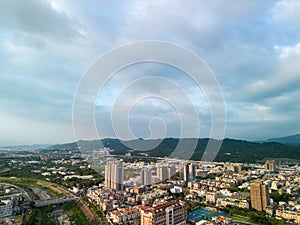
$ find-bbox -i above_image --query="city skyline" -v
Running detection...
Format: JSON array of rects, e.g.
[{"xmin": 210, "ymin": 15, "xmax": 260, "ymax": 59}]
[{"xmin": 1, "ymin": 2, "xmax": 300, "ymax": 225}]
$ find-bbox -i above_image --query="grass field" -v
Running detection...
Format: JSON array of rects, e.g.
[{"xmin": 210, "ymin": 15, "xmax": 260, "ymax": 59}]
[{"xmin": 0, "ymin": 177, "xmax": 62, "ymax": 200}]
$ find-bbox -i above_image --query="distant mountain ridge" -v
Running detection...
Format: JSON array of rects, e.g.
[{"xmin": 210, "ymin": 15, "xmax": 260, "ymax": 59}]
[
  {"xmin": 45, "ymin": 138, "xmax": 300, "ymax": 163},
  {"xmin": 266, "ymin": 134, "xmax": 300, "ymax": 146}
]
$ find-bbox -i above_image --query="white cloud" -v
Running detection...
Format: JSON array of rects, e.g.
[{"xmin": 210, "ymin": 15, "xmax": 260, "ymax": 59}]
[
  {"xmin": 0, "ymin": 0, "xmax": 83, "ymax": 41},
  {"xmin": 280, "ymin": 43, "xmax": 300, "ymax": 58},
  {"xmin": 273, "ymin": 0, "xmax": 300, "ymax": 25},
  {"xmin": 237, "ymin": 42, "xmax": 300, "ymax": 101},
  {"xmin": 121, "ymin": 0, "xmax": 266, "ymax": 47}
]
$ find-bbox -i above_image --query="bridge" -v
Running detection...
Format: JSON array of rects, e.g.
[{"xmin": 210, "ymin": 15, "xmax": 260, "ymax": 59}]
[{"xmin": 34, "ymin": 196, "xmax": 77, "ymax": 207}]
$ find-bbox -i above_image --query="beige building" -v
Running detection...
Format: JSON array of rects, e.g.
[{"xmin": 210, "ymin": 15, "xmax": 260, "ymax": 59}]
[
  {"xmin": 216, "ymin": 197, "xmax": 250, "ymax": 209},
  {"xmin": 157, "ymin": 165, "xmax": 168, "ymax": 182},
  {"xmin": 250, "ymin": 180, "xmax": 270, "ymax": 211},
  {"xmin": 140, "ymin": 200, "xmax": 187, "ymax": 225},
  {"xmin": 156, "ymin": 164, "xmax": 177, "ymax": 182},
  {"xmin": 206, "ymin": 192, "xmax": 221, "ymax": 204},
  {"xmin": 108, "ymin": 207, "xmax": 140, "ymax": 225},
  {"xmin": 227, "ymin": 164, "xmax": 242, "ymax": 173},
  {"xmin": 275, "ymin": 207, "xmax": 300, "ymax": 224},
  {"xmin": 264, "ymin": 160, "xmax": 276, "ymax": 172}
]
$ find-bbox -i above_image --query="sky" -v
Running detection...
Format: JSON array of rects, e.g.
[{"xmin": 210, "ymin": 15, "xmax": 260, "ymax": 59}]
[{"xmin": 1, "ymin": 0, "xmax": 300, "ymax": 145}]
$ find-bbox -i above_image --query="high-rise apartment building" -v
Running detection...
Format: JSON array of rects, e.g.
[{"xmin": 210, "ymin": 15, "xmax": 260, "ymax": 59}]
[
  {"xmin": 250, "ymin": 180, "xmax": 270, "ymax": 211},
  {"xmin": 157, "ymin": 164, "xmax": 177, "ymax": 182},
  {"xmin": 157, "ymin": 165, "xmax": 168, "ymax": 182},
  {"xmin": 105, "ymin": 160, "xmax": 124, "ymax": 191},
  {"xmin": 140, "ymin": 200, "xmax": 187, "ymax": 225},
  {"xmin": 183, "ymin": 163, "xmax": 196, "ymax": 182},
  {"xmin": 227, "ymin": 164, "xmax": 242, "ymax": 174},
  {"xmin": 264, "ymin": 160, "xmax": 276, "ymax": 172},
  {"xmin": 167, "ymin": 165, "xmax": 176, "ymax": 180},
  {"xmin": 141, "ymin": 167, "xmax": 152, "ymax": 186}
]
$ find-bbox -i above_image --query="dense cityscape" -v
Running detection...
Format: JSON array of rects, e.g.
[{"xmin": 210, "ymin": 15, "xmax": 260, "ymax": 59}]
[
  {"xmin": 1, "ymin": 1, "xmax": 300, "ymax": 225},
  {"xmin": 0, "ymin": 145, "xmax": 299, "ymax": 225}
]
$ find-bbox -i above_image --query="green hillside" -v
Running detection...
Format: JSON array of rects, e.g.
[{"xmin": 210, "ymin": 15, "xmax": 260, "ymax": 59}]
[
  {"xmin": 266, "ymin": 134, "xmax": 300, "ymax": 146},
  {"xmin": 45, "ymin": 138, "xmax": 300, "ymax": 163}
]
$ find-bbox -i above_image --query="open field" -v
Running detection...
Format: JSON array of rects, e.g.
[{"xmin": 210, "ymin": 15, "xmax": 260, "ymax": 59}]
[{"xmin": 0, "ymin": 177, "xmax": 62, "ymax": 201}]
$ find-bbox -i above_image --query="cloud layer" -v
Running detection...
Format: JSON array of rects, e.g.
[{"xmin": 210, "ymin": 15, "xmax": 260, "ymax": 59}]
[{"xmin": 1, "ymin": 0, "xmax": 300, "ymax": 145}]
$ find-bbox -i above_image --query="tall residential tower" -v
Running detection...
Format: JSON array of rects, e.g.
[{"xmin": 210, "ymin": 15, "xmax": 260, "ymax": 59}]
[
  {"xmin": 141, "ymin": 167, "xmax": 152, "ymax": 186},
  {"xmin": 105, "ymin": 160, "xmax": 124, "ymax": 191},
  {"xmin": 264, "ymin": 160, "xmax": 276, "ymax": 172},
  {"xmin": 250, "ymin": 180, "xmax": 270, "ymax": 211},
  {"xmin": 183, "ymin": 163, "xmax": 196, "ymax": 182}
]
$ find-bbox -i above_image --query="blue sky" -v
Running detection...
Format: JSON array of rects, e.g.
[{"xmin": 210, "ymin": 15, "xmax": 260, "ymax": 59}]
[{"xmin": 1, "ymin": 0, "xmax": 300, "ymax": 145}]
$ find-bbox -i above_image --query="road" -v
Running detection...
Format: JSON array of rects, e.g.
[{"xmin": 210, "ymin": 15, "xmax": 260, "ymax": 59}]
[
  {"xmin": 37, "ymin": 181, "xmax": 103, "ymax": 225},
  {"xmin": 34, "ymin": 196, "xmax": 77, "ymax": 207},
  {"xmin": 0, "ymin": 181, "xmax": 31, "ymax": 225},
  {"xmin": 0, "ymin": 182, "xmax": 31, "ymax": 202},
  {"xmin": 76, "ymin": 199, "xmax": 102, "ymax": 225},
  {"xmin": 0, "ymin": 178, "xmax": 105, "ymax": 225}
]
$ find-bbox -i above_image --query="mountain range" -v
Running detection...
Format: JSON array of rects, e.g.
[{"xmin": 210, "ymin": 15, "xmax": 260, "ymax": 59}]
[
  {"xmin": 45, "ymin": 135, "xmax": 300, "ymax": 163},
  {"xmin": 266, "ymin": 134, "xmax": 300, "ymax": 146}
]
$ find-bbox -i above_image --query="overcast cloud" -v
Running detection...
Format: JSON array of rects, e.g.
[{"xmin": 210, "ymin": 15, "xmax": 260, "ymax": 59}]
[{"xmin": 1, "ymin": 0, "xmax": 300, "ymax": 145}]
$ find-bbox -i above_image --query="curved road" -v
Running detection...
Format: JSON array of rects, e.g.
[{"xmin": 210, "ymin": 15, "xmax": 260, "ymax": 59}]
[
  {"xmin": 0, "ymin": 178, "xmax": 103, "ymax": 225},
  {"xmin": 37, "ymin": 180, "xmax": 103, "ymax": 225}
]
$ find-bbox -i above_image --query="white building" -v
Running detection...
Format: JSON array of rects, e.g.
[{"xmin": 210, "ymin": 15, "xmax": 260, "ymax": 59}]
[
  {"xmin": 105, "ymin": 160, "xmax": 124, "ymax": 191},
  {"xmin": 141, "ymin": 167, "xmax": 152, "ymax": 186},
  {"xmin": 206, "ymin": 192, "xmax": 221, "ymax": 204},
  {"xmin": 170, "ymin": 186, "xmax": 182, "ymax": 194}
]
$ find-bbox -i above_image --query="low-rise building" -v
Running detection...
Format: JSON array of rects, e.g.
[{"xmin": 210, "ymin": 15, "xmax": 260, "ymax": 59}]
[
  {"xmin": 275, "ymin": 206, "xmax": 300, "ymax": 224},
  {"xmin": 0, "ymin": 200, "xmax": 13, "ymax": 218},
  {"xmin": 108, "ymin": 207, "xmax": 140, "ymax": 224},
  {"xmin": 216, "ymin": 197, "xmax": 249, "ymax": 209},
  {"xmin": 140, "ymin": 200, "xmax": 187, "ymax": 225}
]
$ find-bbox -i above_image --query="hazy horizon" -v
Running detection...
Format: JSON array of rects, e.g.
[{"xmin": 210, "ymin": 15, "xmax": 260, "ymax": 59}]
[{"xmin": 2, "ymin": 133, "xmax": 300, "ymax": 147}]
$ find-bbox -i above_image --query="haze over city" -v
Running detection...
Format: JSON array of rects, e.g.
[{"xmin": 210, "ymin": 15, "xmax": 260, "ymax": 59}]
[{"xmin": 1, "ymin": 0, "xmax": 300, "ymax": 145}]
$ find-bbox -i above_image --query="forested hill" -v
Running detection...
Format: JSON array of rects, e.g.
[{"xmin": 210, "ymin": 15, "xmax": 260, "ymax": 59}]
[
  {"xmin": 266, "ymin": 134, "xmax": 300, "ymax": 146},
  {"xmin": 46, "ymin": 138, "xmax": 300, "ymax": 163}
]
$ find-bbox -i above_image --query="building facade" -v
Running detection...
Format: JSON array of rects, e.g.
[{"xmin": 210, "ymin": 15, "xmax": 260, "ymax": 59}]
[
  {"xmin": 105, "ymin": 160, "xmax": 124, "ymax": 191},
  {"xmin": 227, "ymin": 164, "xmax": 242, "ymax": 174},
  {"xmin": 183, "ymin": 163, "xmax": 196, "ymax": 182},
  {"xmin": 157, "ymin": 165, "xmax": 168, "ymax": 182},
  {"xmin": 264, "ymin": 160, "xmax": 276, "ymax": 172},
  {"xmin": 250, "ymin": 180, "xmax": 270, "ymax": 211},
  {"xmin": 108, "ymin": 207, "xmax": 140, "ymax": 225},
  {"xmin": 140, "ymin": 200, "xmax": 187, "ymax": 225},
  {"xmin": 141, "ymin": 167, "xmax": 152, "ymax": 186},
  {"xmin": 0, "ymin": 200, "xmax": 13, "ymax": 218}
]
